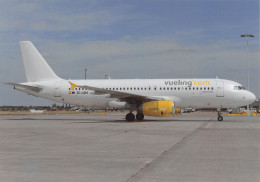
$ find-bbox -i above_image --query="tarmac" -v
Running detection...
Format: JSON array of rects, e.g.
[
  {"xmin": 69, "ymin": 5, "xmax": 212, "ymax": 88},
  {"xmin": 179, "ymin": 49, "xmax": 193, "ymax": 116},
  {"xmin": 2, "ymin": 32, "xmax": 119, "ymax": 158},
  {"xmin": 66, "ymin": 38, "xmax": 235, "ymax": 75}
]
[{"xmin": 0, "ymin": 112, "xmax": 259, "ymax": 182}]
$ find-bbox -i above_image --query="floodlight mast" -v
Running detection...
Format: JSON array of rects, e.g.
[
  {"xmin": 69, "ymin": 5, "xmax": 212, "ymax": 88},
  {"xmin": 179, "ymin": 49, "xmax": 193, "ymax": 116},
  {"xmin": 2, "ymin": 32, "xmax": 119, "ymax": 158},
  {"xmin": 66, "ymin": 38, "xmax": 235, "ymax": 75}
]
[
  {"xmin": 240, "ymin": 34, "xmax": 254, "ymax": 91},
  {"xmin": 240, "ymin": 34, "xmax": 254, "ymax": 113}
]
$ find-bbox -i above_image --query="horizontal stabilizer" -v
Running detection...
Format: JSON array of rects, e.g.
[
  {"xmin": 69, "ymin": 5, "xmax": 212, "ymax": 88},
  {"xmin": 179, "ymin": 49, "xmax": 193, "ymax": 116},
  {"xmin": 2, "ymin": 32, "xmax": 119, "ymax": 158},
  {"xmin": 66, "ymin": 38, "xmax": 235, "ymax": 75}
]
[{"xmin": 5, "ymin": 82, "xmax": 42, "ymax": 92}]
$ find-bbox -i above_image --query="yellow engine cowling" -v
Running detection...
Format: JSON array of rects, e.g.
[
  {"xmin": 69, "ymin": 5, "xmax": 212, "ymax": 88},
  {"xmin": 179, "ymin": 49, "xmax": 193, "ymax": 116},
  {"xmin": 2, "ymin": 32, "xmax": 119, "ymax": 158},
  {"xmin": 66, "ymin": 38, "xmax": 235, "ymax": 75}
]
[
  {"xmin": 139, "ymin": 100, "xmax": 175, "ymax": 117},
  {"xmin": 174, "ymin": 107, "xmax": 181, "ymax": 115}
]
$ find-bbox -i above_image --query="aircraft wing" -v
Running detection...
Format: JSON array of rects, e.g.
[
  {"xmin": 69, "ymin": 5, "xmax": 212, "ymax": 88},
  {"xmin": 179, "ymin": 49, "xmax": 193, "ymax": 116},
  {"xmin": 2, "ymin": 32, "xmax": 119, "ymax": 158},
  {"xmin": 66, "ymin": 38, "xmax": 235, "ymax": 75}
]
[
  {"xmin": 5, "ymin": 82, "xmax": 42, "ymax": 92},
  {"xmin": 77, "ymin": 84, "xmax": 161, "ymax": 104}
]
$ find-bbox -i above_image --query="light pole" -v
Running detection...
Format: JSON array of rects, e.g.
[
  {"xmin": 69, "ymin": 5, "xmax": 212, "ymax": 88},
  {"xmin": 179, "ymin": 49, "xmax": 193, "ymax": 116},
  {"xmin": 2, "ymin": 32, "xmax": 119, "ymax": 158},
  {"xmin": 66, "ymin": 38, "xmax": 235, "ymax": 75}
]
[
  {"xmin": 240, "ymin": 34, "xmax": 254, "ymax": 90},
  {"xmin": 240, "ymin": 34, "xmax": 254, "ymax": 113},
  {"xmin": 85, "ymin": 68, "xmax": 88, "ymax": 80}
]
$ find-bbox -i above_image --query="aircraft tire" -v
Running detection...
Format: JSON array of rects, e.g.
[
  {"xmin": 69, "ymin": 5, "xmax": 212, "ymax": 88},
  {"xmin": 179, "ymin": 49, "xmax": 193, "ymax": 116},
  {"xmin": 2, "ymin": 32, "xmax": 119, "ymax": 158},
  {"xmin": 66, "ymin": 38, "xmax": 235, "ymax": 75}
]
[
  {"xmin": 218, "ymin": 115, "xmax": 223, "ymax": 121},
  {"xmin": 126, "ymin": 113, "xmax": 135, "ymax": 121},
  {"xmin": 136, "ymin": 113, "xmax": 144, "ymax": 121}
]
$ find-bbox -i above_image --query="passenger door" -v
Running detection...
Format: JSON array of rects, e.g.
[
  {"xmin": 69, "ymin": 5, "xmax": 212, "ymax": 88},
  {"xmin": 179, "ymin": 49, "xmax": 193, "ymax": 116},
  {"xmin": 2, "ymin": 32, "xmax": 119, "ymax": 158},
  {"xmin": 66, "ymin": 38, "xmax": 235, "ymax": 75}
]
[
  {"xmin": 54, "ymin": 81, "xmax": 61, "ymax": 97},
  {"xmin": 216, "ymin": 81, "xmax": 224, "ymax": 97}
]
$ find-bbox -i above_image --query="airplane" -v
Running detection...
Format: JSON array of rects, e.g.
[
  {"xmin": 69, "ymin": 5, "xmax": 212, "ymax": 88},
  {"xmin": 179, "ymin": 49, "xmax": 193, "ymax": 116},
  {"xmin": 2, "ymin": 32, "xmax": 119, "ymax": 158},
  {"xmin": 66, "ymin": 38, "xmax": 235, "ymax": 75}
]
[{"xmin": 6, "ymin": 41, "xmax": 256, "ymax": 121}]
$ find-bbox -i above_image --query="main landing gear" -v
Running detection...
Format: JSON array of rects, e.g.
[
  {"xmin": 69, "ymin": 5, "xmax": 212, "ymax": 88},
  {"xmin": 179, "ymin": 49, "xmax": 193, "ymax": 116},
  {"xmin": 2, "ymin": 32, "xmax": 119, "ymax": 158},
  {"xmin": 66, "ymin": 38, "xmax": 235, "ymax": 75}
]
[
  {"xmin": 136, "ymin": 113, "xmax": 144, "ymax": 121},
  {"xmin": 126, "ymin": 113, "xmax": 135, "ymax": 121},
  {"xmin": 125, "ymin": 113, "xmax": 144, "ymax": 121},
  {"xmin": 217, "ymin": 109, "xmax": 223, "ymax": 121}
]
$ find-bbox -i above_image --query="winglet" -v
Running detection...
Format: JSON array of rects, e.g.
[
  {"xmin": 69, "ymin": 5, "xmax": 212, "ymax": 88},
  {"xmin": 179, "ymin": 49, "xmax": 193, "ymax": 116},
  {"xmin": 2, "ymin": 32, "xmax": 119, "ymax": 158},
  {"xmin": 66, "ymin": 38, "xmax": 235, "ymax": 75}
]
[{"xmin": 68, "ymin": 81, "xmax": 78, "ymax": 90}]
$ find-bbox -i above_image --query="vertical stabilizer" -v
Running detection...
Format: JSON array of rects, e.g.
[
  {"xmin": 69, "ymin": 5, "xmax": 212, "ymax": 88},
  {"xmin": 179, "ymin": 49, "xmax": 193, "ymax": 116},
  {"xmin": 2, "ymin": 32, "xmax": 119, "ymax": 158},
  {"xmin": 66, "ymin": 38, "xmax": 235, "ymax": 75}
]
[{"xmin": 19, "ymin": 41, "xmax": 60, "ymax": 82}]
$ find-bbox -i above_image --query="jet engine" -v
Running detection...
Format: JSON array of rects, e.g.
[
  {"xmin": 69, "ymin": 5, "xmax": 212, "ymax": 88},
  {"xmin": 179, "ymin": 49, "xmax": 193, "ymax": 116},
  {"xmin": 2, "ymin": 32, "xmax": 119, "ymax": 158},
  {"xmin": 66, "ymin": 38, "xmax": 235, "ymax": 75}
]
[
  {"xmin": 138, "ymin": 100, "xmax": 175, "ymax": 117},
  {"xmin": 174, "ymin": 107, "xmax": 181, "ymax": 115}
]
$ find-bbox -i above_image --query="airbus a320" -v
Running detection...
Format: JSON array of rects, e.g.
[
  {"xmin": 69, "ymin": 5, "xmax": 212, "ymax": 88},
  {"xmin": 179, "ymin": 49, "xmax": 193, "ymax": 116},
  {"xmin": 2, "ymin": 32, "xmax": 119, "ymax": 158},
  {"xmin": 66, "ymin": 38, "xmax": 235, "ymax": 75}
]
[{"xmin": 6, "ymin": 41, "xmax": 256, "ymax": 121}]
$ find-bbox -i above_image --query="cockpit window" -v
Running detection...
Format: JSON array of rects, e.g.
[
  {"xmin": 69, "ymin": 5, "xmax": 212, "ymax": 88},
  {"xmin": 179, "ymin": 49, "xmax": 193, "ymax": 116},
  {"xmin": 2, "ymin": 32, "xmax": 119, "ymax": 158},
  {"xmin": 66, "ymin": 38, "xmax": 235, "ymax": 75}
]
[{"xmin": 233, "ymin": 86, "xmax": 246, "ymax": 90}]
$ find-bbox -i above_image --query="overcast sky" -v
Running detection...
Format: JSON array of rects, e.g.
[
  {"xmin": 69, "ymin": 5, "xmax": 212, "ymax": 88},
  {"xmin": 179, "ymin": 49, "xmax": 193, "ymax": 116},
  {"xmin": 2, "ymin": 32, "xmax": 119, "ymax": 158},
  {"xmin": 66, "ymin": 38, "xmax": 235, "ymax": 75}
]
[{"xmin": 0, "ymin": 0, "xmax": 259, "ymax": 106}]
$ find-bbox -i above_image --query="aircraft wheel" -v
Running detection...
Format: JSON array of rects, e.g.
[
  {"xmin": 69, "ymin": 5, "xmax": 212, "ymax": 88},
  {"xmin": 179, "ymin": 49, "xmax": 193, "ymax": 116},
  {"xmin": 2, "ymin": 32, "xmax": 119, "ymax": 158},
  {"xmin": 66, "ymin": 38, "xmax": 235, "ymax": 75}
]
[
  {"xmin": 126, "ymin": 113, "xmax": 135, "ymax": 121},
  {"xmin": 218, "ymin": 115, "xmax": 223, "ymax": 121},
  {"xmin": 136, "ymin": 113, "xmax": 144, "ymax": 121}
]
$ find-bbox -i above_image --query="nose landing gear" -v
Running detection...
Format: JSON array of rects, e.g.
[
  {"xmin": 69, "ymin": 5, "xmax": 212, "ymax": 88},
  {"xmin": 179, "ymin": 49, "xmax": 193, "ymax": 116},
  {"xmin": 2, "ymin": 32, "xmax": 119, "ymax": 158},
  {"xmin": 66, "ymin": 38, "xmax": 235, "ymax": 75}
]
[
  {"xmin": 218, "ymin": 115, "xmax": 223, "ymax": 121},
  {"xmin": 217, "ymin": 109, "xmax": 223, "ymax": 121}
]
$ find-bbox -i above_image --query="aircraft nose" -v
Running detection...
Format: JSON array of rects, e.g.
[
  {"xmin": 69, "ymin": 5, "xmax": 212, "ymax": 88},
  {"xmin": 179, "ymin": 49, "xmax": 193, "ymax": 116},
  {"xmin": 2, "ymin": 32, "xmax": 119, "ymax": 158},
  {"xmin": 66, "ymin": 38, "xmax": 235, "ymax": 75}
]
[{"xmin": 247, "ymin": 91, "xmax": 256, "ymax": 104}]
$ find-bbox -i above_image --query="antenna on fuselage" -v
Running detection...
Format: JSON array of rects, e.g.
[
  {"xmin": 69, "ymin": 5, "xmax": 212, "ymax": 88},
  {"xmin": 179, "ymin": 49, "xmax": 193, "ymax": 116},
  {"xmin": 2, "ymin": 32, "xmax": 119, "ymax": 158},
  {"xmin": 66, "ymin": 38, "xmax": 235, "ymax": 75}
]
[{"xmin": 105, "ymin": 75, "xmax": 111, "ymax": 79}]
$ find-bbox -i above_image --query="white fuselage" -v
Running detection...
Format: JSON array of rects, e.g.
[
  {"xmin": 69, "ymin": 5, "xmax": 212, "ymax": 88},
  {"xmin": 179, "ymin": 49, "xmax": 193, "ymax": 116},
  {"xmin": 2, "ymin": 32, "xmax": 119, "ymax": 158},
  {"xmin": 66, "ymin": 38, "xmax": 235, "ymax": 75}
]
[
  {"xmin": 8, "ymin": 41, "xmax": 257, "ymax": 121},
  {"xmin": 20, "ymin": 78, "xmax": 256, "ymax": 109}
]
